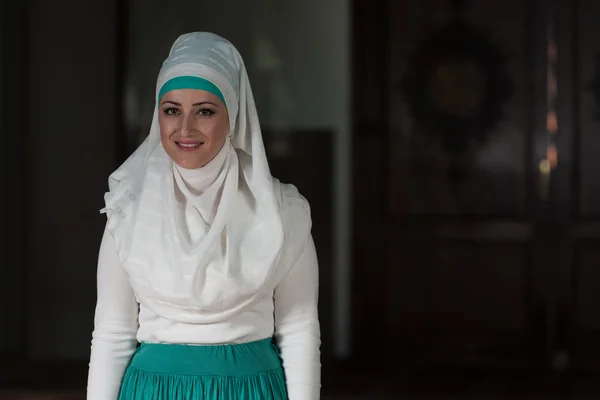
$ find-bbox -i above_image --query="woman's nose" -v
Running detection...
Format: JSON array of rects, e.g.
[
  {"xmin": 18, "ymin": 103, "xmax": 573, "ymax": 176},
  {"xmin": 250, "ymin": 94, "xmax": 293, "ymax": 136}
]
[{"xmin": 180, "ymin": 113, "xmax": 195, "ymax": 137}]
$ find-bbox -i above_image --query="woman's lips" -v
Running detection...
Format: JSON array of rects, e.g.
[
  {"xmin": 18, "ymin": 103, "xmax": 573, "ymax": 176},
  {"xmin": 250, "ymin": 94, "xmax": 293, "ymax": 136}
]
[{"xmin": 176, "ymin": 141, "xmax": 203, "ymax": 152}]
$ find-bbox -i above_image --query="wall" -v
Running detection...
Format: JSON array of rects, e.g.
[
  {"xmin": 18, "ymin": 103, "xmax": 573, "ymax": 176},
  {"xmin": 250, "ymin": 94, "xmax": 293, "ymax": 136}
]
[{"xmin": 25, "ymin": 0, "xmax": 119, "ymax": 360}]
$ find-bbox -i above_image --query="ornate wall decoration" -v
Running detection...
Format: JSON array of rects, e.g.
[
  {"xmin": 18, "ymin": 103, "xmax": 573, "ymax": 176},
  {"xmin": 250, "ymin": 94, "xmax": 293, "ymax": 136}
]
[{"xmin": 400, "ymin": 20, "xmax": 514, "ymax": 154}]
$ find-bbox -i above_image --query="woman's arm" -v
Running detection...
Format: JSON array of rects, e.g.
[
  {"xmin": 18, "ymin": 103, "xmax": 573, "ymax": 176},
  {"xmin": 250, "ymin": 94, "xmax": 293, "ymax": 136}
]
[
  {"xmin": 87, "ymin": 228, "xmax": 139, "ymax": 400},
  {"xmin": 274, "ymin": 235, "xmax": 321, "ymax": 400}
]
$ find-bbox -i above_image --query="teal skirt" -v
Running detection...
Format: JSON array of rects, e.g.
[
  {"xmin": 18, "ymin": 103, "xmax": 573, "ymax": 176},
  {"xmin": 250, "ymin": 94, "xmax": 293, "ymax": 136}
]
[{"xmin": 118, "ymin": 338, "xmax": 288, "ymax": 400}]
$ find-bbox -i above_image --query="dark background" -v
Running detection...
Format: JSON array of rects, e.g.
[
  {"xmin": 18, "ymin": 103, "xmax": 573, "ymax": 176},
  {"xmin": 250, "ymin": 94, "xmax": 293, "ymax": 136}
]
[{"xmin": 4, "ymin": 0, "xmax": 600, "ymax": 398}]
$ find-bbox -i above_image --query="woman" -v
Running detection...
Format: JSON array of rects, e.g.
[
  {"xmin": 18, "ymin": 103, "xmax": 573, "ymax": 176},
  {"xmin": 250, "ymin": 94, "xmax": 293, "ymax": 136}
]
[{"xmin": 87, "ymin": 32, "xmax": 320, "ymax": 400}]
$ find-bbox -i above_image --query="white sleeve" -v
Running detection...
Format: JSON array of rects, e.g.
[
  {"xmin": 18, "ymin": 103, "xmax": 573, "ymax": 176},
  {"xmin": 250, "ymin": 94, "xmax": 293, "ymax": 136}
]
[
  {"xmin": 273, "ymin": 235, "xmax": 321, "ymax": 400},
  {"xmin": 87, "ymin": 228, "xmax": 139, "ymax": 400}
]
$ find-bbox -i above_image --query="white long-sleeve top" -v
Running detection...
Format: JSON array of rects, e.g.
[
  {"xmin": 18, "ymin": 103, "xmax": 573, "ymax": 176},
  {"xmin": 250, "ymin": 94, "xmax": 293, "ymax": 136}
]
[{"xmin": 87, "ymin": 181, "xmax": 321, "ymax": 399}]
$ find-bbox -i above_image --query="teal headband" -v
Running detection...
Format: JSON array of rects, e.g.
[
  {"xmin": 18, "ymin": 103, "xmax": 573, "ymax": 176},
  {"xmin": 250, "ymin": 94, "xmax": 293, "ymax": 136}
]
[{"xmin": 158, "ymin": 76, "xmax": 227, "ymax": 108}]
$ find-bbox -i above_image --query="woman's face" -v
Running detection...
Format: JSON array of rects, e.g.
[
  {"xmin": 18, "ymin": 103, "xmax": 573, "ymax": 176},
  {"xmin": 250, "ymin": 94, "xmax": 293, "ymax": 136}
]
[{"xmin": 158, "ymin": 89, "xmax": 229, "ymax": 169}]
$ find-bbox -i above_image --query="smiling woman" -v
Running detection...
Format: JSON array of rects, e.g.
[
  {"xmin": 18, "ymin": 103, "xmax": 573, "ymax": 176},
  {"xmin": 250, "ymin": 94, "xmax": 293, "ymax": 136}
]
[{"xmin": 87, "ymin": 32, "xmax": 321, "ymax": 400}]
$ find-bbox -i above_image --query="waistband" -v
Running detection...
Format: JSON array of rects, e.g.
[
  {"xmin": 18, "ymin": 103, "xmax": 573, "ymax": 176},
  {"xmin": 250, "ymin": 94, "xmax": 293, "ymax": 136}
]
[{"xmin": 130, "ymin": 338, "xmax": 281, "ymax": 377}]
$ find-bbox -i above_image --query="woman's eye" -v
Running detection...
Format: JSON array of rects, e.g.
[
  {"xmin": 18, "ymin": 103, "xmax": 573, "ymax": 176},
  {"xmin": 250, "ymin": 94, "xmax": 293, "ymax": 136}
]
[
  {"xmin": 164, "ymin": 108, "xmax": 179, "ymax": 115},
  {"xmin": 197, "ymin": 108, "xmax": 215, "ymax": 117}
]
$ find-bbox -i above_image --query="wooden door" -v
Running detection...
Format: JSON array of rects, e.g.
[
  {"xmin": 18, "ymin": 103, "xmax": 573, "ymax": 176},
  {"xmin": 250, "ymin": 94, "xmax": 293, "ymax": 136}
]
[{"xmin": 352, "ymin": 0, "xmax": 559, "ymax": 368}]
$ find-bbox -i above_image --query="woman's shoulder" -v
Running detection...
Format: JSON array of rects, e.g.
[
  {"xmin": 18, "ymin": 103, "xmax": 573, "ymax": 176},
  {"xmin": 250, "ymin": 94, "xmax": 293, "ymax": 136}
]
[
  {"xmin": 272, "ymin": 178, "xmax": 313, "ymax": 256},
  {"xmin": 272, "ymin": 178, "xmax": 311, "ymax": 221}
]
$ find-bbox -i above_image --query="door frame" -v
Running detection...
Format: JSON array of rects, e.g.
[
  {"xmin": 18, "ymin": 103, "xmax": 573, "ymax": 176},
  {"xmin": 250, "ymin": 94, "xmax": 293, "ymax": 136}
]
[{"xmin": 554, "ymin": 0, "xmax": 600, "ymax": 366}]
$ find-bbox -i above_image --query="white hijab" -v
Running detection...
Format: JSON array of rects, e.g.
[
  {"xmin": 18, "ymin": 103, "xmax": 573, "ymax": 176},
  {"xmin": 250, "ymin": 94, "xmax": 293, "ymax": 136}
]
[{"xmin": 101, "ymin": 32, "xmax": 286, "ymax": 323}]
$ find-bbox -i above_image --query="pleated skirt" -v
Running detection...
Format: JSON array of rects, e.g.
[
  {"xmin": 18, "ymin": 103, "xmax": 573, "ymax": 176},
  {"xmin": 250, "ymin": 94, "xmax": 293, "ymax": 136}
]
[{"xmin": 118, "ymin": 338, "xmax": 288, "ymax": 400}]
